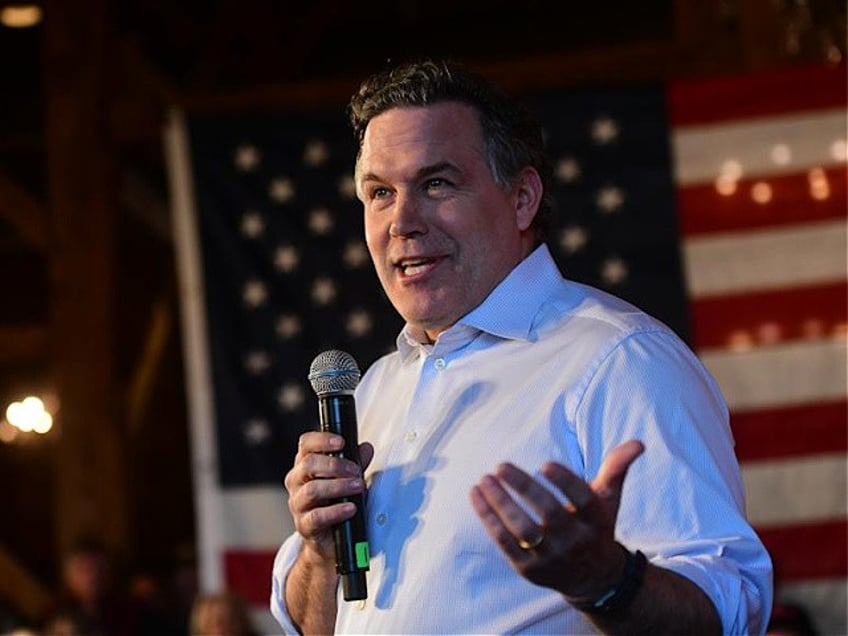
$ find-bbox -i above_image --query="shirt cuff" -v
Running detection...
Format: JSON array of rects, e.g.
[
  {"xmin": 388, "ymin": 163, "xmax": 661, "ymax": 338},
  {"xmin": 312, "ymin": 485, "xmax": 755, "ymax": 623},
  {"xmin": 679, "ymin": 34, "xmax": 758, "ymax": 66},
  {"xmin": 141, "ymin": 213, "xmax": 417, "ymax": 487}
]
[
  {"xmin": 652, "ymin": 549, "xmax": 772, "ymax": 635},
  {"xmin": 270, "ymin": 533, "xmax": 305, "ymax": 635}
]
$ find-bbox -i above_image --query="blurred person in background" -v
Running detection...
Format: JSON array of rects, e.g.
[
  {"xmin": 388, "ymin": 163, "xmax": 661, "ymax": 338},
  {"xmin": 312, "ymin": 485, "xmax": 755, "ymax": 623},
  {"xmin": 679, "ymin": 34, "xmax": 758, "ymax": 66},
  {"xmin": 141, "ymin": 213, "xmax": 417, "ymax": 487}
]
[
  {"xmin": 189, "ymin": 591, "xmax": 257, "ymax": 636},
  {"xmin": 41, "ymin": 537, "xmax": 133, "ymax": 636},
  {"xmin": 126, "ymin": 544, "xmax": 198, "ymax": 636}
]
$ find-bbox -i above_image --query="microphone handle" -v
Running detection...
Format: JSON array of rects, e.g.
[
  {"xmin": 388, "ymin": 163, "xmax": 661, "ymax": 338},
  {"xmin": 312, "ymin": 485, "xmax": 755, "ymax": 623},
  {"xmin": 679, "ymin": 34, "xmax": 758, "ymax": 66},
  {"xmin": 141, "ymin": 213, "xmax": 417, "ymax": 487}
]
[{"xmin": 318, "ymin": 393, "xmax": 369, "ymax": 601}]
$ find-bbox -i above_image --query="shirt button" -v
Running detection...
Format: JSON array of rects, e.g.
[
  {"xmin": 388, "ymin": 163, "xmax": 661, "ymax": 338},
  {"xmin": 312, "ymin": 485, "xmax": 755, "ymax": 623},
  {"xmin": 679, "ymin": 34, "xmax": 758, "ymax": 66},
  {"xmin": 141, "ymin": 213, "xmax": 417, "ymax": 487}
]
[
  {"xmin": 376, "ymin": 513, "xmax": 387, "ymax": 525},
  {"xmin": 434, "ymin": 357, "xmax": 446, "ymax": 370},
  {"xmin": 405, "ymin": 430, "xmax": 418, "ymax": 443},
  {"xmin": 357, "ymin": 600, "xmax": 366, "ymax": 610}
]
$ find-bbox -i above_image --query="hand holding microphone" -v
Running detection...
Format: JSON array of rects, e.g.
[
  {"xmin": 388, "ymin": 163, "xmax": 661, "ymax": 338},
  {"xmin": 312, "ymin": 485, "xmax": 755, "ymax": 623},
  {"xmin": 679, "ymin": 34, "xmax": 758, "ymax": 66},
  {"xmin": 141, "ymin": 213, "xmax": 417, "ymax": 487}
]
[{"xmin": 306, "ymin": 350, "xmax": 370, "ymax": 601}]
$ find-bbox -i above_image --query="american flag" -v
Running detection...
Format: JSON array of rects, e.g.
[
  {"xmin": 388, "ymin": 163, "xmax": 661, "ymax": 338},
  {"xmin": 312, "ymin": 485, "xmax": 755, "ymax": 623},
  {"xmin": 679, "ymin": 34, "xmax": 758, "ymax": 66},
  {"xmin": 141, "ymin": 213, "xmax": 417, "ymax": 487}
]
[
  {"xmin": 167, "ymin": 61, "xmax": 846, "ymax": 633},
  {"xmin": 668, "ymin": 63, "xmax": 846, "ymax": 634}
]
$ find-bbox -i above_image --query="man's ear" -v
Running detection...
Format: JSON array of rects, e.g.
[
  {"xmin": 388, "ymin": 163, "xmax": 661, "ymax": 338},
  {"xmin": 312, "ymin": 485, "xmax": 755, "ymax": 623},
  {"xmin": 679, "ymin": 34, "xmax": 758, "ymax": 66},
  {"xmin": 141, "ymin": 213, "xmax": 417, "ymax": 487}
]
[{"xmin": 514, "ymin": 166, "xmax": 543, "ymax": 231}]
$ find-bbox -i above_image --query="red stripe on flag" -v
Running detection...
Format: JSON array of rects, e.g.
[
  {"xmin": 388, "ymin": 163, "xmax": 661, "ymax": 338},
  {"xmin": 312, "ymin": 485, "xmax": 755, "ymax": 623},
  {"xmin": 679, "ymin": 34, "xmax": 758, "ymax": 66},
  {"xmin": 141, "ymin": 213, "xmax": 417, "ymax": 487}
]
[
  {"xmin": 668, "ymin": 62, "xmax": 847, "ymax": 126},
  {"xmin": 756, "ymin": 519, "xmax": 848, "ymax": 581},
  {"xmin": 224, "ymin": 549, "xmax": 277, "ymax": 606},
  {"xmin": 690, "ymin": 282, "xmax": 848, "ymax": 351},
  {"xmin": 678, "ymin": 167, "xmax": 848, "ymax": 237},
  {"xmin": 732, "ymin": 400, "xmax": 848, "ymax": 462}
]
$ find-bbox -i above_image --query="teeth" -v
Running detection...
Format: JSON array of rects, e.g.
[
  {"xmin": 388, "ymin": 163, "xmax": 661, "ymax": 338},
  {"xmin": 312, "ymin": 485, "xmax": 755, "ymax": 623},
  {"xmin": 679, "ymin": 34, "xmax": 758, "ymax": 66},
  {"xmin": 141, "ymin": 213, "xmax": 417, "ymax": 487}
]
[
  {"xmin": 400, "ymin": 259, "xmax": 430, "ymax": 276},
  {"xmin": 404, "ymin": 263, "xmax": 429, "ymax": 276}
]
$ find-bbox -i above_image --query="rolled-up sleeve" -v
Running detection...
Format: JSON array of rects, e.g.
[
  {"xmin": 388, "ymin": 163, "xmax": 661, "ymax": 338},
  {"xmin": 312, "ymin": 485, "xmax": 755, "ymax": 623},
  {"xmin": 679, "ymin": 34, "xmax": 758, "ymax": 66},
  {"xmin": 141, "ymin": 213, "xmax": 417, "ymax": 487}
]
[
  {"xmin": 575, "ymin": 329, "xmax": 773, "ymax": 634},
  {"xmin": 270, "ymin": 532, "xmax": 305, "ymax": 634}
]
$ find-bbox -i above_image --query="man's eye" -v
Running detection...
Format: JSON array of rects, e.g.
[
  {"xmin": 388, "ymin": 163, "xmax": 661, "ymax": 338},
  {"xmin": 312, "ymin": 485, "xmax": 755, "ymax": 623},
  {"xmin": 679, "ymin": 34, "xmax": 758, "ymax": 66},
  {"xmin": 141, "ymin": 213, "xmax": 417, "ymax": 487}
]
[
  {"xmin": 426, "ymin": 178, "xmax": 446, "ymax": 190},
  {"xmin": 371, "ymin": 186, "xmax": 389, "ymax": 199}
]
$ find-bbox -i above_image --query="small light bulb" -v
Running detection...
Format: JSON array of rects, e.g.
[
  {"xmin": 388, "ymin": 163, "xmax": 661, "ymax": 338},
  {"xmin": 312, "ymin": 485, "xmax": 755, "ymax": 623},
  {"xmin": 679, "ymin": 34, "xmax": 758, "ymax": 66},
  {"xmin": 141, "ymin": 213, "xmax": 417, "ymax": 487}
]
[{"xmin": 0, "ymin": 5, "xmax": 43, "ymax": 28}]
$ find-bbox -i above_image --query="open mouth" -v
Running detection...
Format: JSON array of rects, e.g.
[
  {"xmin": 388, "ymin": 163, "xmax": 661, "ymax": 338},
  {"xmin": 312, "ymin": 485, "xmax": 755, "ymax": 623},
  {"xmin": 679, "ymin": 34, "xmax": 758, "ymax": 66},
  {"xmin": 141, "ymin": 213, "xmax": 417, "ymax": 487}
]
[{"xmin": 396, "ymin": 256, "xmax": 441, "ymax": 278}]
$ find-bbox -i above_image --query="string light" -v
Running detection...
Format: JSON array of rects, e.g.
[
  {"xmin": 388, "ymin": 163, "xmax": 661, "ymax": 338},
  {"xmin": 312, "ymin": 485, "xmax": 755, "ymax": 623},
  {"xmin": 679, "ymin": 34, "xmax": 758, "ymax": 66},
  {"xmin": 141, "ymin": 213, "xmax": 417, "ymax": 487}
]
[
  {"xmin": 4, "ymin": 395, "xmax": 53, "ymax": 435},
  {"xmin": 0, "ymin": 4, "xmax": 43, "ymax": 28}
]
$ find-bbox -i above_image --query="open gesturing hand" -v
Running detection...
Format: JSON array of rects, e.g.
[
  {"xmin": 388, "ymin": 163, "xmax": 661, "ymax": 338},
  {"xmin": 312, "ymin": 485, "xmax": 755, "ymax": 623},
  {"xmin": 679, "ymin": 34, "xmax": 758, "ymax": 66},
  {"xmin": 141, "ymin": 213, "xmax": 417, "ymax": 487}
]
[{"xmin": 469, "ymin": 440, "xmax": 644, "ymax": 602}]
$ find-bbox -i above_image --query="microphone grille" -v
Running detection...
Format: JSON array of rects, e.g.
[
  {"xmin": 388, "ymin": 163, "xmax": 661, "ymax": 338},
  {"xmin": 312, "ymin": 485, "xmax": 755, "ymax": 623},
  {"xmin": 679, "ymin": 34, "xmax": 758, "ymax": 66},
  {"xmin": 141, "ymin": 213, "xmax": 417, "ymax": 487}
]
[{"xmin": 308, "ymin": 349, "xmax": 361, "ymax": 395}]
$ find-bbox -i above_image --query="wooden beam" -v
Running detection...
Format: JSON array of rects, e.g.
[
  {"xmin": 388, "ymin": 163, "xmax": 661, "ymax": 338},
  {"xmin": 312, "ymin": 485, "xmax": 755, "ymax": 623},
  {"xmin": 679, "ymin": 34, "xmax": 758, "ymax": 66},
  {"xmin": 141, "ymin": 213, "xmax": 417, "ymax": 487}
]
[
  {"xmin": 171, "ymin": 2, "xmax": 824, "ymax": 117},
  {"xmin": 0, "ymin": 173, "xmax": 48, "ymax": 254},
  {"xmin": 738, "ymin": 0, "xmax": 790, "ymax": 70},
  {"xmin": 472, "ymin": 41, "xmax": 682, "ymax": 92},
  {"xmin": 0, "ymin": 546, "xmax": 50, "ymax": 622},
  {"xmin": 0, "ymin": 324, "xmax": 47, "ymax": 366},
  {"xmin": 176, "ymin": 39, "xmax": 686, "ymax": 115},
  {"xmin": 44, "ymin": 0, "xmax": 129, "ymax": 557},
  {"xmin": 121, "ymin": 170, "xmax": 172, "ymax": 241},
  {"xmin": 126, "ymin": 297, "xmax": 171, "ymax": 435},
  {"xmin": 118, "ymin": 35, "xmax": 181, "ymax": 105},
  {"xmin": 672, "ymin": 0, "xmax": 741, "ymax": 75}
]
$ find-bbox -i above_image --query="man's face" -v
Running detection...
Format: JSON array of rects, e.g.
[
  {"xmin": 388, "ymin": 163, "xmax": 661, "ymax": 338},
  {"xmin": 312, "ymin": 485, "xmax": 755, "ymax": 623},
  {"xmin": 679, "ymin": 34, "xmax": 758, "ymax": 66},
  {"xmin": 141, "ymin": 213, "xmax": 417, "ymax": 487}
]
[{"xmin": 356, "ymin": 102, "xmax": 538, "ymax": 342}]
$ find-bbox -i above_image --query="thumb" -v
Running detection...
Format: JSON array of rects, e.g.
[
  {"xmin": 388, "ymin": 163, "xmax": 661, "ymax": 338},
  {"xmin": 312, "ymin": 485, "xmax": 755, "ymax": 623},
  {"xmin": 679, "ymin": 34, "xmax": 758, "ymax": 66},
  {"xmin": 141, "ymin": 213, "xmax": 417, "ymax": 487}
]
[
  {"xmin": 591, "ymin": 440, "xmax": 644, "ymax": 499},
  {"xmin": 359, "ymin": 441, "xmax": 375, "ymax": 472}
]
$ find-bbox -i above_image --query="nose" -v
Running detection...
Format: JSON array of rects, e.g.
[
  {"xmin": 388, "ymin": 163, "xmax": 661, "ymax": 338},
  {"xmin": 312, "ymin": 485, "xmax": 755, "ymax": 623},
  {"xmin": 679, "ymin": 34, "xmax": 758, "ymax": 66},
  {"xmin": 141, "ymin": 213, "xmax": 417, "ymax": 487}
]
[{"xmin": 389, "ymin": 191, "xmax": 427, "ymax": 238}]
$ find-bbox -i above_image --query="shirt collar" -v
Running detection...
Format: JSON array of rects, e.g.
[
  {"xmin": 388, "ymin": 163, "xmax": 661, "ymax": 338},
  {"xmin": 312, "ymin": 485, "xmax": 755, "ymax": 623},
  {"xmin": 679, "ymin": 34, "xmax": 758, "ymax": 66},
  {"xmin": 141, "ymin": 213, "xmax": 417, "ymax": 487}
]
[{"xmin": 396, "ymin": 244, "xmax": 563, "ymax": 361}]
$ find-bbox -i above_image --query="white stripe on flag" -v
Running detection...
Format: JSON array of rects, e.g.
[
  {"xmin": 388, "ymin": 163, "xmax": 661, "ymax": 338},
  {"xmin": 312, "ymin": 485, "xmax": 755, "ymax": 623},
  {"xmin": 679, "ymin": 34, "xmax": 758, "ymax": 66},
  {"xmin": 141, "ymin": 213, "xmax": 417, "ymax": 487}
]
[
  {"xmin": 251, "ymin": 608, "xmax": 286, "ymax": 635},
  {"xmin": 742, "ymin": 453, "xmax": 848, "ymax": 526},
  {"xmin": 673, "ymin": 108, "xmax": 847, "ymax": 184},
  {"xmin": 219, "ymin": 488, "xmax": 294, "ymax": 547},
  {"xmin": 777, "ymin": 578, "xmax": 848, "ymax": 636},
  {"xmin": 700, "ymin": 339, "xmax": 848, "ymax": 411},
  {"xmin": 683, "ymin": 219, "xmax": 847, "ymax": 297}
]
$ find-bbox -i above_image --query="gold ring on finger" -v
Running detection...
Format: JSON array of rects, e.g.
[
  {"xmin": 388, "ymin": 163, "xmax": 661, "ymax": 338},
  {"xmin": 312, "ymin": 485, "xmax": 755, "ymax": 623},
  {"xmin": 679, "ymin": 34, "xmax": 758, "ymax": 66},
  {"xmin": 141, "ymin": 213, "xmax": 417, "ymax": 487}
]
[{"xmin": 518, "ymin": 533, "xmax": 544, "ymax": 550}]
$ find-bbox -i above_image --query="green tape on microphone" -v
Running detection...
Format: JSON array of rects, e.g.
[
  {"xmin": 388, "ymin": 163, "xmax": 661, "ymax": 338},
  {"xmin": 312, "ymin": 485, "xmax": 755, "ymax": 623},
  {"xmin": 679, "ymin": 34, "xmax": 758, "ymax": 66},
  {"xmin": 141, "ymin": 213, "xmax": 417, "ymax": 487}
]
[{"xmin": 355, "ymin": 541, "xmax": 370, "ymax": 569}]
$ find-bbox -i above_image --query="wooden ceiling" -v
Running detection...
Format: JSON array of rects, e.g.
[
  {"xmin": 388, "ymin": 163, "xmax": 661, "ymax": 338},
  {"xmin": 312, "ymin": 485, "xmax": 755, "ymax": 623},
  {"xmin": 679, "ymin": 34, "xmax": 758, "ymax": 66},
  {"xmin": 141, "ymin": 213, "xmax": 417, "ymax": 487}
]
[{"xmin": 0, "ymin": 0, "xmax": 843, "ymax": 620}]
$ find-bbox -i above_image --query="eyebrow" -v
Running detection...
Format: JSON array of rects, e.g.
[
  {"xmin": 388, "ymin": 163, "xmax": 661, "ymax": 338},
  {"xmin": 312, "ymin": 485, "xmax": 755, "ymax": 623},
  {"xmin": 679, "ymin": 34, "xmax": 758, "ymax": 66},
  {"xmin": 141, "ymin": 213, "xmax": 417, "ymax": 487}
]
[{"xmin": 358, "ymin": 161, "xmax": 463, "ymax": 187}]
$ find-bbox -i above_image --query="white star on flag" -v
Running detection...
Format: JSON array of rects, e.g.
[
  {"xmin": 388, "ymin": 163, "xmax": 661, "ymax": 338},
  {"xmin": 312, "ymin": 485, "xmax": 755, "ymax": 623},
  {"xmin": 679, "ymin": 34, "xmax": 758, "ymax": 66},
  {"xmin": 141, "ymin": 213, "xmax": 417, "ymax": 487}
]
[
  {"xmin": 596, "ymin": 185, "xmax": 625, "ymax": 213},
  {"xmin": 560, "ymin": 226, "xmax": 589, "ymax": 254},
  {"xmin": 244, "ymin": 350, "xmax": 272, "ymax": 375},
  {"xmin": 308, "ymin": 207, "xmax": 335, "ymax": 235},
  {"xmin": 338, "ymin": 175, "xmax": 357, "ymax": 200},
  {"xmin": 311, "ymin": 277, "xmax": 337, "ymax": 305},
  {"xmin": 242, "ymin": 280, "xmax": 268, "ymax": 307},
  {"xmin": 345, "ymin": 309, "xmax": 373, "ymax": 338},
  {"xmin": 555, "ymin": 157, "xmax": 582, "ymax": 182},
  {"xmin": 303, "ymin": 139, "xmax": 330, "ymax": 167},
  {"xmin": 592, "ymin": 116, "xmax": 620, "ymax": 144},
  {"xmin": 342, "ymin": 241, "xmax": 370, "ymax": 269},
  {"xmin": 269, "ymin": 176, "xmax": 296, "ymax": 203},
  {"xmin": 233, "ymin": 144, "xmax": 261, "ymax": 172},
  {"xmin": 600, "ymin": 257, "xmax": 629, "ymax": 286},
  {"xmin": 273, "ymin": 245, "xmax": 300, "ymax": 273},
  {"xmin": 277, "ymin": 383, "xmax": 305, "ymax": 412},
  {"xmin": 240, "ymin": 211, "xmax": 265, "ymax": 238},
  {"xmin": 243, "ymin": 419, "xmax": 271, "ymax": 445},
  {"xmin": 275, "ymin": 314, "xmax": 302, "ymax": 340}
]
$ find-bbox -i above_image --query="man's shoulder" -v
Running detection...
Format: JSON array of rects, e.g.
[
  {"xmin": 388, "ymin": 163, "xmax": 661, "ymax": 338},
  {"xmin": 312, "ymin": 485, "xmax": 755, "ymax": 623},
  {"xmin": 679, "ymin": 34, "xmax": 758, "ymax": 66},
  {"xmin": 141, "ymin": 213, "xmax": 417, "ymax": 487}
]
[{"xmin": 542, "ymin": 279, "xmax": 674, "ymax": 342}]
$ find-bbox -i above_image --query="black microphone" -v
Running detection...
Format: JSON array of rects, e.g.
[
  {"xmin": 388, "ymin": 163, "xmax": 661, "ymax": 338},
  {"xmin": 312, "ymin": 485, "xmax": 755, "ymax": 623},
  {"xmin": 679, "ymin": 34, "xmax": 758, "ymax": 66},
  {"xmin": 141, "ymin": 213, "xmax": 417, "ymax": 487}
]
[{"xmin": 307, "ymin": 349, "xmax": 369, "ymax": 601}]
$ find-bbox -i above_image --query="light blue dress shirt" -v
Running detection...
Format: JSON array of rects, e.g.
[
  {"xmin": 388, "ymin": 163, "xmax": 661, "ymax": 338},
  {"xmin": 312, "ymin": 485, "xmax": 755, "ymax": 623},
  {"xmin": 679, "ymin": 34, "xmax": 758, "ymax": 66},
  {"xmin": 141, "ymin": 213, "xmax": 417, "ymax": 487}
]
[{"xmin": 271, "ymin": 244, "xmax": 772, "ymax": 634}]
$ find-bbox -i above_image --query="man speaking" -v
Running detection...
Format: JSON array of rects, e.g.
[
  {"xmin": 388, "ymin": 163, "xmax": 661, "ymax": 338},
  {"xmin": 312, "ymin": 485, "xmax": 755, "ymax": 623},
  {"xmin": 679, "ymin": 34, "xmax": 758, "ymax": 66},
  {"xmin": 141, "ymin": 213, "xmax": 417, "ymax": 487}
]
[{"xmin": 270, "ymin": 58, "xmax": 772, "ymax": 635}]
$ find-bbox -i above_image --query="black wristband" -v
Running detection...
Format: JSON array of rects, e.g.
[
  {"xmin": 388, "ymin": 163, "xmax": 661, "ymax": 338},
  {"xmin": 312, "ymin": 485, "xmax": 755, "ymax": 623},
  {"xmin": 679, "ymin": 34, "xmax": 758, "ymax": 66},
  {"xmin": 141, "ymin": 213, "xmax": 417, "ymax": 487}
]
[{"xmin": 571, "ymin": 542, "xmax": 647, "ymax": 615}]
